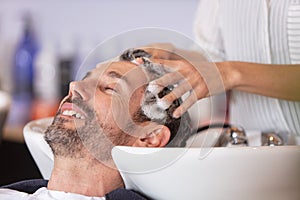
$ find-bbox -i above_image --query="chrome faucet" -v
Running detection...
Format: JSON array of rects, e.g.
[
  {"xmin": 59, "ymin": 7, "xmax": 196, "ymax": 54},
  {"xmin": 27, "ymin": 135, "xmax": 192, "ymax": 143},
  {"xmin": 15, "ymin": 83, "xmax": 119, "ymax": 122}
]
[
  {"xmin": 261, "ymin": 132, "xmax": 284, "ymax": 146},
  {"xmin": 195, "ymin": 124, "xmax": 287, "ymax": 147},
  {"xmin": 215, "ymin": 126, "xmax": 248, "ymax": 147}
]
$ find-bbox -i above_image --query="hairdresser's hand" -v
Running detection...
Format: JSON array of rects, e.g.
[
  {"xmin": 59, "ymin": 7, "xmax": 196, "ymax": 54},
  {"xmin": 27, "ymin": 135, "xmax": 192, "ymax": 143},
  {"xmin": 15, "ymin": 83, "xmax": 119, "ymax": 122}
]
[{"xmin": 150, "ymin": 59, "xmax": 233, "ymax": 118}]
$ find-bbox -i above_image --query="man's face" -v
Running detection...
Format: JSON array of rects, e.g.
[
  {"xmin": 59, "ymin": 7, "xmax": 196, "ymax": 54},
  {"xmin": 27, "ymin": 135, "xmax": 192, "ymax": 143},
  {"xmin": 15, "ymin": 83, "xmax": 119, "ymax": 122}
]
[{"xmin": 45, "ymin": 61, "xmax": 151, "ymax": 162}]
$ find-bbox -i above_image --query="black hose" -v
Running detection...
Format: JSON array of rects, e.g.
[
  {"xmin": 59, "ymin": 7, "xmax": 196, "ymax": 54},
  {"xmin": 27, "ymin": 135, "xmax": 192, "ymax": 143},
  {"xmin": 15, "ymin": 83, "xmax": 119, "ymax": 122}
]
[{"xmin": 194, "ymin": 123, "xmax": 231, "ymax": 134}]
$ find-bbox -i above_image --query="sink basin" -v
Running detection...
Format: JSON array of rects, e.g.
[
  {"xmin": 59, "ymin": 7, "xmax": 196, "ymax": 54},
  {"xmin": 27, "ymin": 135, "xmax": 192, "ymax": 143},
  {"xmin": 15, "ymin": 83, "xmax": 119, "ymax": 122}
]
[
  {"xmin": 112, "ymin": 142, "xmax": 300, "ymax": 200},
  {"xmin": 24, "ymin": 117, "xmax": 300, "ymax": 199},
  {"xmin": 23, "ymin": 117, "xmax": 54, "ymax": 179}
]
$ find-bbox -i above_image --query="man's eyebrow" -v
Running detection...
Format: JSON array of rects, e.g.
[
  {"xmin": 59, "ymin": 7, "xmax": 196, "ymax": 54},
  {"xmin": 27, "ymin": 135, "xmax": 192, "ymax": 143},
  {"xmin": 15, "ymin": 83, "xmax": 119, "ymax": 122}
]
[
  {"xmin": 107, "ymin": 71, "xmax": 122, "ymax": 79},
  {"xmin": 82, "ymin": 72, "xmax": 91, "ymax": 80}
]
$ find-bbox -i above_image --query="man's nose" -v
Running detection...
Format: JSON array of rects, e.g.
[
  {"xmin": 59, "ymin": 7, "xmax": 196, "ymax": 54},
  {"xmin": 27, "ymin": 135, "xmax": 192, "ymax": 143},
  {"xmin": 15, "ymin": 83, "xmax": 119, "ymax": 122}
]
[{"xmin": 69, "ymin": 81, "xmax": 91, "ymax": 101}]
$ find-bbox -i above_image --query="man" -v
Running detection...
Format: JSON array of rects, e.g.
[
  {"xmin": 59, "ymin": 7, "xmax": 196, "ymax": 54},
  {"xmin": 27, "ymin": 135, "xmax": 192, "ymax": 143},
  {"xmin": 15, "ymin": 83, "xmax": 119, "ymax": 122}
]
[{"xmin": 0, "ymin": 49, "xmax": 192, "ymax": 199}]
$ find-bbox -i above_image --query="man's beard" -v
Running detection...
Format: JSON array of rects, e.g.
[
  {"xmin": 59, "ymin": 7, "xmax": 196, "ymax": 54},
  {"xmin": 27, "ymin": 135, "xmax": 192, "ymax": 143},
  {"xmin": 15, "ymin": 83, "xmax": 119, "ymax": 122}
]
[{"xmin": 44, "ymin": 97, "xmax": 131, "ymax": 162}]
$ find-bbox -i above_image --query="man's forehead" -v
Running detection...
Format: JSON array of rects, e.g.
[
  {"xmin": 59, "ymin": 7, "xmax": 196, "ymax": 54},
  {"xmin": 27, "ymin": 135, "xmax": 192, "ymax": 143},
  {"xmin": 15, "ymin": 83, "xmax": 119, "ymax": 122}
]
[
  {"xmin": 95, "ymin": 61, "xmax": 139, "ymax": 74},
  {"xmin": 91, "ymin": 61, "xmax": 148, "ymax": 85}
]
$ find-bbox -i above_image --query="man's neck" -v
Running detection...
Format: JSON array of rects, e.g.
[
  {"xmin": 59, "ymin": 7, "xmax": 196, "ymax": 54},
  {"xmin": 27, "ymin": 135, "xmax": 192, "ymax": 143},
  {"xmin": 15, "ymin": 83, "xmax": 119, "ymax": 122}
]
[{"xmin": 47, "ymin": 157, "xmax": 124, "ymax": 197}]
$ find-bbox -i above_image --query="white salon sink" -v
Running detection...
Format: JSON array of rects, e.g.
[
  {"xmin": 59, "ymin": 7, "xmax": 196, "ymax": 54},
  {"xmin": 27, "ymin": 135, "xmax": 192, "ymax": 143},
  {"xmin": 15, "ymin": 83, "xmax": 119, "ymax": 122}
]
[
  {"xmin": 24, "ymin": 117, "xmax": 300, "ymax": 199},
  {"xmin": 23, "ymin": 117, "xmax": 54, "ymax": 179},
  {"xmin": 112, "ymin": 136, "xmax": 300, "ymax": 200}
]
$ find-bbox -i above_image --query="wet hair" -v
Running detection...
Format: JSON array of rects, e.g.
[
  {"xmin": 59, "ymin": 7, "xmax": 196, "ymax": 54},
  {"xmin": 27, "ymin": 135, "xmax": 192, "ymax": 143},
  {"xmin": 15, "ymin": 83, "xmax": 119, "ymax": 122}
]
[{"xmin": 120, "ymin": 49, "xmax": 192, "ymax": 147}]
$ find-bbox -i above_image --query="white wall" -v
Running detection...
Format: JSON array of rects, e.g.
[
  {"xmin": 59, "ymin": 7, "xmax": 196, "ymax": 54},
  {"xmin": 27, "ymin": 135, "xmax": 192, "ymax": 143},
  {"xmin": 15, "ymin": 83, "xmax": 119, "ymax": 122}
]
[
  {"xmin": 0, "ymin": 0, "xmax": 199, "ymax": 91},
  {"xmin": 0, "ymin": 0, "xmax": 199, "ymax": 41}
]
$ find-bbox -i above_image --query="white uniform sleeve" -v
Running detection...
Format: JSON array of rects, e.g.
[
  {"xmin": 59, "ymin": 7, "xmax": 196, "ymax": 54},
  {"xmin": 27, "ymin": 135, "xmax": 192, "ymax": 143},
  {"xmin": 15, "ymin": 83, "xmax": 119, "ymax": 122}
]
[{"xmin": 193, "ymin": 0, "xmax": 225, "ymax": 61}]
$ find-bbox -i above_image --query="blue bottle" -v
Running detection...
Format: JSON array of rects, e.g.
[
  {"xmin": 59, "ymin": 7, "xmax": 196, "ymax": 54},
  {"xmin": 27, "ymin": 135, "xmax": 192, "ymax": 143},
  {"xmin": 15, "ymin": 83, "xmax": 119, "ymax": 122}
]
[{"xmin": 9, "ymin": 13, "xmax": 38, "ymax": 125}]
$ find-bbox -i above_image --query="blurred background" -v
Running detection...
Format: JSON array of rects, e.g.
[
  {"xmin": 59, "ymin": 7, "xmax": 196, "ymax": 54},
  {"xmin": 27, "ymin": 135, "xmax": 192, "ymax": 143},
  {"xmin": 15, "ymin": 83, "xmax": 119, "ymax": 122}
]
[{"xmin": 0, "ymin": 0, "xmax": 199, "ymax": 185}]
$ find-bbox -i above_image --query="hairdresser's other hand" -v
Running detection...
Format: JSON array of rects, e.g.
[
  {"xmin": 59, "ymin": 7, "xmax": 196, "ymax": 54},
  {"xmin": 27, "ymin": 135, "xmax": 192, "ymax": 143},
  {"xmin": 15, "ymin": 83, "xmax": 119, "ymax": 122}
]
[
  {"xmin": 150, "ymin": 59, "xmax": 234, "ymax": 118},
  {"xmin": 141, "ymin": 43, "xmax": 183, "ymax": 60}
]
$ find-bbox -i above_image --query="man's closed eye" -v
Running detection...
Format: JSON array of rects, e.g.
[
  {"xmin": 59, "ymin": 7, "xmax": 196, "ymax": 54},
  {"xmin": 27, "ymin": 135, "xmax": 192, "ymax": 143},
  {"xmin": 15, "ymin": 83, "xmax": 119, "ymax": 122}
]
[{"xmin": 104, "ymin": 86, "xmax": 116, "ymax": 94}]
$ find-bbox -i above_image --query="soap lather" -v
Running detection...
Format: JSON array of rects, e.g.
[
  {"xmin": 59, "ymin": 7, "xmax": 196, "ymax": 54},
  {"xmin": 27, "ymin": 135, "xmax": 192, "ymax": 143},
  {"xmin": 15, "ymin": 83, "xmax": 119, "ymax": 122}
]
[{"xmin": 120, "ymin": 49, "xmax": 175, "ymax": 121}]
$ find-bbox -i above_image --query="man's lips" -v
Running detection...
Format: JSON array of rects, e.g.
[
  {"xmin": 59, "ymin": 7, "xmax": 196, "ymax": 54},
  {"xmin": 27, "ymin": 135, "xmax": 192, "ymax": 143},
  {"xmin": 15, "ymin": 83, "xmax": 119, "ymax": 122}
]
[{"xmin": 60, "ymin": 102, "xmax": 87, "ymax": 120}]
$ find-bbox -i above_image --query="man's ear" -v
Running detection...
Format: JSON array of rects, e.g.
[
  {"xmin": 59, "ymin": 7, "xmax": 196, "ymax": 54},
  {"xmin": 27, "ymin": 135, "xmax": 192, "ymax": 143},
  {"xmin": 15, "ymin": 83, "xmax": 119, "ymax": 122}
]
[{"xmin": 133, "ymin": 125, "xmax": 171, "ymax": 147}]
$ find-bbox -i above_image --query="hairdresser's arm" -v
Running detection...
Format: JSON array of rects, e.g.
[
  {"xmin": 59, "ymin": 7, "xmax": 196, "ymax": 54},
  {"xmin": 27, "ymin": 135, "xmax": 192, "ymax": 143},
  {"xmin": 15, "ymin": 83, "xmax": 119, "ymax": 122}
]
[
  {"xmin": 150, "ymin": 59, "xmax": 300, "ymax": 118},
  {"xmin": 227, "ymin": 62, "xmax": 300, "ymax": 101}
]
